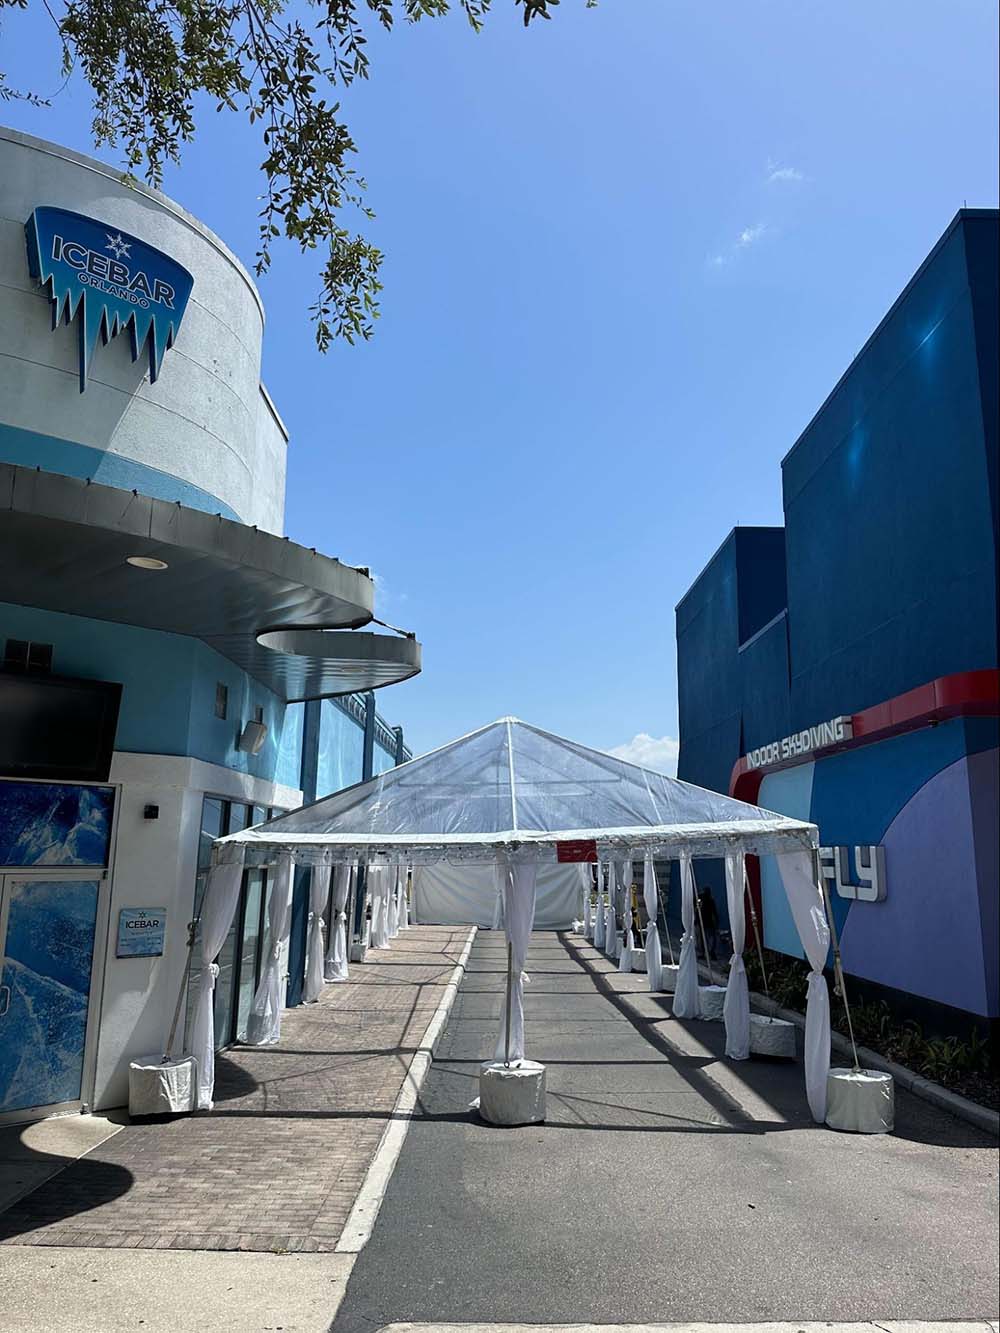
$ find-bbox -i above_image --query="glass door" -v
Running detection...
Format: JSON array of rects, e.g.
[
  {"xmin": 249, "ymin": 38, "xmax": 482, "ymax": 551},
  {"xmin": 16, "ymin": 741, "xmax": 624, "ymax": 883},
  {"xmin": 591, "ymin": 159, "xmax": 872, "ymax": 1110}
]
[{"xmin": 0, "ymin": 874, "xmax": 101, "ymax": 1116}]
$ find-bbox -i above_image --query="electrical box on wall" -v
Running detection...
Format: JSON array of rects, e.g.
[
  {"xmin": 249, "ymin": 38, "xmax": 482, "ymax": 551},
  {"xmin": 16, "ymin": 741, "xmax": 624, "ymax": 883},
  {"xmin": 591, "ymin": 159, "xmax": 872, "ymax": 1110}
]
[{"xmin": 237, "ymin": 720, "xmax": 268, "ymax": 755}]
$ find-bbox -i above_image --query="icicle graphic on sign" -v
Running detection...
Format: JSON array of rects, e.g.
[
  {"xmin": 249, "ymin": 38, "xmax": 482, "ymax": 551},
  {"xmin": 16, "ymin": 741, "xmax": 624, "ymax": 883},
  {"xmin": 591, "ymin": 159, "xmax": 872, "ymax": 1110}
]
[{"xmin": 25, "ymin": 206, "xmax": 194, "ymax": 392}]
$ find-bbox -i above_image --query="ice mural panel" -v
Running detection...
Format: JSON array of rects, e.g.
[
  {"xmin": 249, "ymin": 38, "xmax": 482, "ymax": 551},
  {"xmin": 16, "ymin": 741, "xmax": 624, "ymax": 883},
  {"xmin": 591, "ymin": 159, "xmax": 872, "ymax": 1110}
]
[
  {"xmin": 0, "ymin": 879, "xmax": 100, "ymax": 1112},
  {"xmin": 0, "ymin": 782, "xmax": 113, "ymax": 868}
]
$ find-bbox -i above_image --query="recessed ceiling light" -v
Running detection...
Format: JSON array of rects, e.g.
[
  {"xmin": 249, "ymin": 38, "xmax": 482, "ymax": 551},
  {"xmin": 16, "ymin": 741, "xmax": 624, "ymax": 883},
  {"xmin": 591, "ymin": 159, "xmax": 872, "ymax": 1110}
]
[{"xmin": 126, "ymin": 555, "xmax": 168, "ymax": 571}]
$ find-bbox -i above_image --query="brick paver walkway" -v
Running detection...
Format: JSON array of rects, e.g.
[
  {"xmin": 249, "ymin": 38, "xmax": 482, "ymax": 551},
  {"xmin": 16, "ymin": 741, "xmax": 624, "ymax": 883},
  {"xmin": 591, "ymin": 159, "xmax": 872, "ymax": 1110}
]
[{"xmin": 0, "ymin": 925, "xmax": 470, "ymax": 1254}]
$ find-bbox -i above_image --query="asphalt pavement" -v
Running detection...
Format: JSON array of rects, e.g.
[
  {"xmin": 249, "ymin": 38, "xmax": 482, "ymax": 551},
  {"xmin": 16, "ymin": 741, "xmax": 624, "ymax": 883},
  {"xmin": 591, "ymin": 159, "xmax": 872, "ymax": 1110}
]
[{"xmin": 331, "ymin": 929, "xmax": 999, "ymax": 1332}]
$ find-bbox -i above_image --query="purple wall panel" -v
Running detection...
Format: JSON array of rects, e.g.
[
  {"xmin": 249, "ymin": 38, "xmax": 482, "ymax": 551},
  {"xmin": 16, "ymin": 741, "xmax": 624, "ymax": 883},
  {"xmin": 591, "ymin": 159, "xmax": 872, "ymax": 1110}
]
[
  {"xmin": 839, "ymin": 755, "xmax": 989, "ymax": 1015},
  {"xmin": 968, "ymin": 747, "xmax": 999, "ymax": 1015}
]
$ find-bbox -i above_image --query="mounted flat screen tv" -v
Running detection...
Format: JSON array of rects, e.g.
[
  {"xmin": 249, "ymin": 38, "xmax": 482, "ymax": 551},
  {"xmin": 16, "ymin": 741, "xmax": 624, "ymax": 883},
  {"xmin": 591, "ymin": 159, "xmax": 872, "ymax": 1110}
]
[{"xmin": 0, "ymin": 673, "xmax": 122, "ymax": 782}]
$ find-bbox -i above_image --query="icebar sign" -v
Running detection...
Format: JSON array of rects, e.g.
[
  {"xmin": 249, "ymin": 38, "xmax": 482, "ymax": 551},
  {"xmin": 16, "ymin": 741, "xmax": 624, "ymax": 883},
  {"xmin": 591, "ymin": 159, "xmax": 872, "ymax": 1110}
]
[{"xmin": 25, "ymin": 206, "xmax": 194, "ymax": 391}]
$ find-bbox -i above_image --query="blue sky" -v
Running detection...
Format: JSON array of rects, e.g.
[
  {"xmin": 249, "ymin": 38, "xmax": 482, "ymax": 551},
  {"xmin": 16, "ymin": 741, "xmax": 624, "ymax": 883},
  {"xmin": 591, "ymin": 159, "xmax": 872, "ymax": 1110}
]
[{"xmin": 3, "ymin": 0, "xmax": 998, "ymax": 766}]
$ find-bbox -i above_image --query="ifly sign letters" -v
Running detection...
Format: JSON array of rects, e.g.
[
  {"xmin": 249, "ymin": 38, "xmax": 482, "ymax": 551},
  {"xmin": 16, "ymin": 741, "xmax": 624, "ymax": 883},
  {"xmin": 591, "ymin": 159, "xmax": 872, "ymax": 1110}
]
[
  {"xmin": 25, "ymin": 206, "xmax": 194, "ymax": 391},
  {"xmin": 745, "ymin": 715, "xmax": 853, "ymax": 770}
]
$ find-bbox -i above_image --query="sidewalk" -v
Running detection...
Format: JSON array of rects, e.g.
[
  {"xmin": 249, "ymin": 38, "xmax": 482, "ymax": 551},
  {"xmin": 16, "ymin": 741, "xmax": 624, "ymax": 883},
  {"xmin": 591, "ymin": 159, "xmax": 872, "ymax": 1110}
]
[{"xmin": 0, "ymin": 924, "xmax": 470, "ymax": 1255}]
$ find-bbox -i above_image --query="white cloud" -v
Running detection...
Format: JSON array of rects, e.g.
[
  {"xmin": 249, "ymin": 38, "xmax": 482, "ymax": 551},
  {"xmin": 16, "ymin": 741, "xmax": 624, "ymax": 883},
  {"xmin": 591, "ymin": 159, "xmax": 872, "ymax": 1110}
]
[
  {"xmin": 371, "ymin": 571, "xmax": 408, "ymax": 607},
  {"xmin": 766, "ymin": 160, "xmax": 807, "ymax": 183},
  {"xmin": 708, "ymin": 222, "xmax": 768, "ymax": 268},
  {"xmin": 606, "ymin": 733, "xmax": 679, "ymax": 777},
  {"xmin": 737, "ymin": 222, "xmax": 767, "ymax": 247}
]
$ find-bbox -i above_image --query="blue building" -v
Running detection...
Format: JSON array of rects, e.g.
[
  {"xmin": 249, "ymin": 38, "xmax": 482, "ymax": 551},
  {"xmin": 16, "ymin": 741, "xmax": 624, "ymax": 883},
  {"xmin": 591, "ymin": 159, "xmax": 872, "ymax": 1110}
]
[
  {"xmin": 0, "ymin": 127, "xmax": 420, "ymax": 1121},
  {"xmin": 676, "ymin": 209, "xmax": 998, "ymax": 1029}
]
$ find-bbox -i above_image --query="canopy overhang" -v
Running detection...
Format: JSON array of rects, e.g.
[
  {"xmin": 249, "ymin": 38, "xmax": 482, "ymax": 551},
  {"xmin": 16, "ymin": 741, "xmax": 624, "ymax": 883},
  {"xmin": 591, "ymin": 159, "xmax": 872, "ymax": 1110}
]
[
  {"xmin": 1, "ymin": 462, "xmax": 421, "ymax": 699},
  {"xmin": 214, "ymin": 717, "xmax": 817, "ymax": 867}
]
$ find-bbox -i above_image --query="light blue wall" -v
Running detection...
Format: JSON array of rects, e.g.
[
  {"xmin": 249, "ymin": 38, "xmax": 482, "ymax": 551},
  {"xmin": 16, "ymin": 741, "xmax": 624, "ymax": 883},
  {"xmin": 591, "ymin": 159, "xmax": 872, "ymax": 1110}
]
[
  {"xmin": 0, "ymin": 601, "xmax": 300, "ymax": 783},
  {"xmin": 317, "ymin": 700, "xmax": 364, "ymax": 795},
  {"xmin": 372, "ymin": 741, "xmax": 397, "ymax": 776},
  {"xmin": 276, "ymin": 702, "xmax": 305, "ymax": 792},
  {"xmin": 0, "ymin": 423, "xmax": 239, "ymax": 520}
]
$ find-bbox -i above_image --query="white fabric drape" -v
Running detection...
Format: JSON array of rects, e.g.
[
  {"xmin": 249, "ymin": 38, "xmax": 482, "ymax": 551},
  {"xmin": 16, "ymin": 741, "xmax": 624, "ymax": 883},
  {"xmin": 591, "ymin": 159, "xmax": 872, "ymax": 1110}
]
[
  {"xmin": 398, "ymin": 866, "xmax": 411, "ymax": 930},
  {"xmin": 576, "ymin": 862, "xmax": 590, "ymax": 928},
  {"xmin": 190, "ymin": 861, "xmax": 244, "ymax": 1110},
  {"xmin": 605, "ymin": 861, "xmax": 619, "ymax": 959},
  {"xmin": 493, "ymin": 854, "xmax": 538, "ymax": 1064},
  {"xmin": 672, "ymin": 853, "xmax": 700, "ymax": 1018},
  {"xmin": 491, "ymin": 869, "xmax": 505, "ymax": 930},
  {"xmin": 245, "ymin": 854, "xmax": 294, "ymax": 1046},
  {"xmin": 394, "ymin": 863, "xmax": 405, "ymax": 938},
  {"xmin": 369, "ymin": 864, "xmax": 392, "ymax": 949},
  {"xmin": 324, "ymin": 863, "xmax": 352, "ymax": 982},
  {"xmin": 618, "ymin": 858, "xmax": 634, "ymax": 972},
  {"xmin": 303, "ymin": 865, "xmax": 331, "ymax": 1003},
  {"xmin": 583, "ymin": 863, "xmax": 593, "ymax": 939},
  {"xmin": 723, "ymin": 851, "xmax": 750, "ymax": 1059},
  {"xmin": 778, "ymin": 850, "xmax": 832, "ymax": 1121},
  {"xmin": 643, "ymin": 851, "xmax": 662, "ymax": 992},
  {"xmin": 593, "ymin": 861, "xmax": 606, "ymax": 949}
]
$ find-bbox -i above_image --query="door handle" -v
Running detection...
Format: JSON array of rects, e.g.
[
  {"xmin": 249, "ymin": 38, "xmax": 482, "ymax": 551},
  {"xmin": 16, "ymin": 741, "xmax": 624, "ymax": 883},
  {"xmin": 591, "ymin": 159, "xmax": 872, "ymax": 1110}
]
[{"xmin": 0, "ymin": 984, "xmax": 10, "ymax": 1018}]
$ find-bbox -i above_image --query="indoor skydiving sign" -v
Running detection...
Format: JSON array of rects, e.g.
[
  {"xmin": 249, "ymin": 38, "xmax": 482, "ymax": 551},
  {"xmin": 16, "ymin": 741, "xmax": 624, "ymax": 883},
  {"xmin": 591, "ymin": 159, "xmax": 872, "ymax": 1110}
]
[{"xmin": 25, "ymin": 206, "xmax": 194, "ymax": 392}]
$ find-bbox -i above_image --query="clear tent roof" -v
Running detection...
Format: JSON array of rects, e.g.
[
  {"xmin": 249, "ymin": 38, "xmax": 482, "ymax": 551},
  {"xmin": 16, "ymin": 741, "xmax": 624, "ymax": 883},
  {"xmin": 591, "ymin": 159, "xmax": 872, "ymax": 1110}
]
[{"xmin": 216, "ymin": 718, "xmax": 816, "ymax": 867}]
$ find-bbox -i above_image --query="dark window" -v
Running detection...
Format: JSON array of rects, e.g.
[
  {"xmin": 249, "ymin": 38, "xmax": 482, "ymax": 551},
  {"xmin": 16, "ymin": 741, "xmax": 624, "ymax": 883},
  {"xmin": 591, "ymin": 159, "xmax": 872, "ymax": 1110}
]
[
  {"xmin": 3, "ymin": 639, "xmax": 53, "ymax": 674},
  {"xmin": 215, "ymin": 682, "xmax": 228, "ymax": 720}
]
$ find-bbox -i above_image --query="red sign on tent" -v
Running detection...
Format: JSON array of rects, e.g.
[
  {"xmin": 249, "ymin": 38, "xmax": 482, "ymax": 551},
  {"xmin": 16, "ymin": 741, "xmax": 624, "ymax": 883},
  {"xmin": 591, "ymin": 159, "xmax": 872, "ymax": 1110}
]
[{"xmin": 556, "ymin": 839, "xmax": 598, "ymax": 863}]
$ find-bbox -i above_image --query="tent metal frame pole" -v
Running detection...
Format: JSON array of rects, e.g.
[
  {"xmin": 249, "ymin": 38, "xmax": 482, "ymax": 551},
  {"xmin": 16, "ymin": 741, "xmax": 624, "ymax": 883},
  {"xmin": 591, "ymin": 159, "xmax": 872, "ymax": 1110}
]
[
  {"xmin": 656, "ymin": 874, "xmax": 675, "ymax": 966},
  {"xmin": 693, "ymin": 881, "xmax": 716, "ymax": 987},
  {"xmin": 744, "ymin": 869, "xmax": 770, "ymax": 1005},
  {"xmin": 504, "ymin": 939, "xmax": 513, "ymax": 1067},
  {"xmin": 815, "ymin": 847, "xmax": 861, "ymax": 1072}
]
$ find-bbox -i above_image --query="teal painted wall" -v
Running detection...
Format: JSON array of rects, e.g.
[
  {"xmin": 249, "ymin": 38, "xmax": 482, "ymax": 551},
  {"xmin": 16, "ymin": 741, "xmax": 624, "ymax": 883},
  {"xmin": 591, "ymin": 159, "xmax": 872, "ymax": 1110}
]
[{"xmin": 0, "ymin": 600, "xmax": 301, "ymax": 783}]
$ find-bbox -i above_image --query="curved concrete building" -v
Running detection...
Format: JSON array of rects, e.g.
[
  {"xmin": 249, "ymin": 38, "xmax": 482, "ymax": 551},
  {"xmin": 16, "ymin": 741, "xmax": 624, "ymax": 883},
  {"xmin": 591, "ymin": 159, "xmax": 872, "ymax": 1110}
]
[
  {"xmin": 0, "ymin": 127, "xmax": 420, "ymax": 1119},
  {"xmin": 1, "ymin": 127, "xmax": 284, "ymax": 529}
]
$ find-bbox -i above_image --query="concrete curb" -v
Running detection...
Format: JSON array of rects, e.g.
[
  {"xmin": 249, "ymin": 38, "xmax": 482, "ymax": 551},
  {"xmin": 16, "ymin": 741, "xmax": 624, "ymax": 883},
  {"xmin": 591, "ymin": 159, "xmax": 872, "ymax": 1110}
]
[
  {"xmin": 335, "ymin": 925, "xmax": 478, "ymax": 1254},
  {"xmin": 746, "ymin": 988, "xmax": 1000, "ymax": 1137},
  {"xmin": 377, "ymin": 1322, "xmax": 1000, "ymax": 1332},
  {"xmin": 686, "ymin": 952, "xmax": 999, "ymax": 1136}
]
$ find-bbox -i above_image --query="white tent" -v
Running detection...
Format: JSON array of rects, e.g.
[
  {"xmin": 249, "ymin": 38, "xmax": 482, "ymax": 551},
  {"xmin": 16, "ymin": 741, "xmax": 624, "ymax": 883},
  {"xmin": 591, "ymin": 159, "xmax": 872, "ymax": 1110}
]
[
  {"xmin": 197, "ymin": 718, "xmax": 832, "ymax": 1120},
  {"xmin": 412, "ymin": 860, "xmax": 581, "ymax": 929}
]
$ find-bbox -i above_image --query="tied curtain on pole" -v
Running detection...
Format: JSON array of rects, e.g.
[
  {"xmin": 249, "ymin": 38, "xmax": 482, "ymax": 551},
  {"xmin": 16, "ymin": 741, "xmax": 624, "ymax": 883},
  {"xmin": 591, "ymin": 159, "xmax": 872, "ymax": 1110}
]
[
  {"xmin": 369, "ymin": 864, "xmax": 392, "ymax": 949},
  {"xmin": 398, "ymin": 865, "xmax": 411, "ymax": 930},
  {"xmin": 246, "ymin": 853, "xmax": 295, "ymax": 1046},
  {"xmin": 389, "ymin": 865, "xmax": 401, "ymax": 939},
  {"xmin": 672, "ymin": 852, "xmax": 700, "ymax": 1018},
  {"xmin": 303, "ymin": 865, "xmax": 331, "ymax": 1003},
  {"xmin": 593, "ymin": 860, "xmax": 606, "ymax": 950},
  {"xmin": 493, "ymin": 854, "xmax": 538, "ymax": 1064},
  {"xmin": 324, "ymin": 863, "xmax": 352, "ymax": 982},
  {"xmin": 605, "ymin": 861, "xmax": 619, "ymax": 959},
  {"xmin": 618, "ymin": 858, "xmax": 634, "ymax": 973},
  {"xmin": 643, "ymin": 850, "xmax": 662, "ymax": 991},
  {"xmin": 723, "ymin": 851, "xmax": 750, "ymax": 1059},
  {"xmin": 491, "ymin": 869, "xmax": 505, "ymax": 930},
  {"xmin": 583, "ymin": 863, "xmax": 593, "ymax": 939},
  {"xmin": 778, "ymin": 849, "xmax": 832, "ymax": 1121},
  {"xmin": 190, "ymin": 860, "xmax": 244, "ymax": 1111},
  {"xmin": 577, "ymin": 862, "xmax": 590, "ymax": 929}
]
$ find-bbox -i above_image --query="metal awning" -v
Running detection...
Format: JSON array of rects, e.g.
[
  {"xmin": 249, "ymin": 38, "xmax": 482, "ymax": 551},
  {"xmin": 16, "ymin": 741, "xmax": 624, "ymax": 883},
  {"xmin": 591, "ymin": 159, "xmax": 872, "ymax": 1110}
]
[{"xmin": 0, "ymin": 463, "xmax": 421, "ymax": 700}]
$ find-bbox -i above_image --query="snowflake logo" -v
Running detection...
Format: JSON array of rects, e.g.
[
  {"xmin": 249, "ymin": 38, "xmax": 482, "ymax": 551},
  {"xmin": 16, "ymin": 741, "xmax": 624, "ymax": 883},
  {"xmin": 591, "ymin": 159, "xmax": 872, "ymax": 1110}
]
[{"xmin": 105, "ymin": 233, "xmax": 131, "ymax": 261}]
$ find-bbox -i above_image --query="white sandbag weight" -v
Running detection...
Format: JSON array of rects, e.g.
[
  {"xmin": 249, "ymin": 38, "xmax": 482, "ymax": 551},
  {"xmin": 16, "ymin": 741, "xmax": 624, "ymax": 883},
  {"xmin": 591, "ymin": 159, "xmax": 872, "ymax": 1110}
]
[
  {"xmin": 825, "ymin": 1067, "xmax": 894, "ymax": 1133},
  {"xmin": 478, "ymin": 1060, "xmax": 546, "ymax": 1126},
  {"xmin": 749, "ymin": 1013, "xmax": 796, "ymax": 1058},
  {"xmin": 698, "ymin": 983, "xmax": 727, "ymax": 1021}
]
